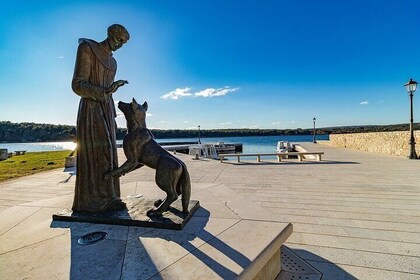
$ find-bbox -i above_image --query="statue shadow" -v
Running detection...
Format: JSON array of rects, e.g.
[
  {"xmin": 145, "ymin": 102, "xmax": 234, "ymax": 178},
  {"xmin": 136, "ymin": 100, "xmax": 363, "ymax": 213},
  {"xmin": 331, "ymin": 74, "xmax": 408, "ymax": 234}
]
[
  {"xmin": 63, "ymin": 166, "xmax": 76, "ymax": 173},
  {"xmin": 128, "ymin": 207, "xmax": 251, "ymax": 279},
  {"xmin": 60, "ymin": 167, "xmax": 75, "ymax": 184},
  {"xmin": 51, "ymin": 218, "xmax": 135, "ymax": 280},
  {"xmin": 51, "ymin": 207, "xmax": 250, "ymax": 279}
]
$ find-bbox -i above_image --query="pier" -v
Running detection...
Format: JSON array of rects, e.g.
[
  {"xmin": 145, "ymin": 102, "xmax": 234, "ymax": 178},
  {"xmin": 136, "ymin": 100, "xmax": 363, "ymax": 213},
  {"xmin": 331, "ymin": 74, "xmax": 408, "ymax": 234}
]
[{"xmin": 159, "ymin": 141, "xmax": 243, "ymax": 155}]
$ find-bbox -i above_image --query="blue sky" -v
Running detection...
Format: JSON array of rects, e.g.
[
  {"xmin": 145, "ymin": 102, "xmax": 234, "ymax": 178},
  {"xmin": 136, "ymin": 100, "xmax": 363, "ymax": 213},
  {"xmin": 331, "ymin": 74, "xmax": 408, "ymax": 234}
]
[{"xmin": 1, "ymin": 0, "xmax": 419, "ymax": 130}]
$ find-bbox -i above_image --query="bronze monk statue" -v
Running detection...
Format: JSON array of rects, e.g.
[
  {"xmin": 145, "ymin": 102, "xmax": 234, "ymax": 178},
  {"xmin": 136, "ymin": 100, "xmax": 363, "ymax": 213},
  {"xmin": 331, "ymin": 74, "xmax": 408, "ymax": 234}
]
[
  {"xmin": 71, "ymin": 24, "xmax": 129, "ymax": 212},
  {"xmin": 104, "ymin": 99, "xmax": 192, "ymax": 217}
]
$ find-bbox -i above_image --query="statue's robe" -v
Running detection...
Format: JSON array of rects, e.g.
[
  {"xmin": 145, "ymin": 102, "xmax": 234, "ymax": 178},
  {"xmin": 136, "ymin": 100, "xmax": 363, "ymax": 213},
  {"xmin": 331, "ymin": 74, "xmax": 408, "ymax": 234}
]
[{"xmin": 71, "ymin": 38, "xmax": 121, "ymax": 212}]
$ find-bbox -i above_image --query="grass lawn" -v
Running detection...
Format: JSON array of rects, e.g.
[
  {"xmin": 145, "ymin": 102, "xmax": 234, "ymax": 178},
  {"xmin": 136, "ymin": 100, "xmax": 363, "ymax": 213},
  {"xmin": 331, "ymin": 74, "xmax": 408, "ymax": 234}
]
[{"xmin": 0, "ymin": 150, "xmax": 72, "ymax": 182}]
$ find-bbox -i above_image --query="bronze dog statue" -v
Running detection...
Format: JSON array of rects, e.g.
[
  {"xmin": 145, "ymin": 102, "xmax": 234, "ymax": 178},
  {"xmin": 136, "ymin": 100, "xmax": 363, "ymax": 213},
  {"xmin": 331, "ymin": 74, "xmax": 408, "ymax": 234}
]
[{"xmin": 104, "ymin": 98, "xmax": 191, "ymax": 217}]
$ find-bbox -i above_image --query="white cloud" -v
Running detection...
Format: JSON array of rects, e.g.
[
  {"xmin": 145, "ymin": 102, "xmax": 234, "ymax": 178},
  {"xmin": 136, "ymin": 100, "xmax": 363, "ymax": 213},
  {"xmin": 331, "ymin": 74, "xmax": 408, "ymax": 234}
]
[
  {"xmin": 160, "ymin": 120, "xmax": 167, "ymax": 123},
  {"xmin": 57, "ymin": 56, "xmax": 64, "ymax": 59},
  {"xmin": 221, "ymin": 122, "xmax": 232, "ymax": 126},
  {"xmin": 161, "ymin": 87, "xmax": 192, "ymax": 100},
  {"xmin": 161, "ymin": 86, "xmax": 239, "ymax": 100},
  {"xmin": 146, "ymin": 113, "xmax": 153, "ymax": 117},
  {"xmin": 271, "ymin": 122, "xmax": 281, "ymax": 125},
  {"xmin": 183, "ymin": 120, "xmax": 189, "ymax": 123},
  {"xmin": 360, "ymin": 101, "xmax": 369, "ymax": 105},
  {"xmin": 194, "ymin": 86, "xmax": 239, "ymax": 97}
]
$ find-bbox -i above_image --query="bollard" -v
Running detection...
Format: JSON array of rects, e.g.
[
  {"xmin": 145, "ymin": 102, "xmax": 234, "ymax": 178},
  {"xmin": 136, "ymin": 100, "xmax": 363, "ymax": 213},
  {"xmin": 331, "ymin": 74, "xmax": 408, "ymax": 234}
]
[
  {"xmin": 65, "ymin": 156, "xmax": 76, "ymax": 168},
  {"xmin": 0, "ymin": 149, "xmax": 8, "ymax": 161}
]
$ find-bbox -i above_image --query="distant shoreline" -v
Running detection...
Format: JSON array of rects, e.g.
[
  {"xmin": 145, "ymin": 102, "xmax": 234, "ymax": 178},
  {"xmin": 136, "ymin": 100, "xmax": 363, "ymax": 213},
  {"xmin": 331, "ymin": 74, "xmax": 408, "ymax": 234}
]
[{"xmin": 1, "ymin": 121, "xmax": 419, "ymax": 143}]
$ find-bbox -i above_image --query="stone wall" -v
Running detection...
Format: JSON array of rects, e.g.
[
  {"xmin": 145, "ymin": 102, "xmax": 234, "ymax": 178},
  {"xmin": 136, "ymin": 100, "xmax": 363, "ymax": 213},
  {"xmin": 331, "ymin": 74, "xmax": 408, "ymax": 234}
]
[{"xmin": 319, "ymin": 131, "xmax": 420, "ymax": 158}]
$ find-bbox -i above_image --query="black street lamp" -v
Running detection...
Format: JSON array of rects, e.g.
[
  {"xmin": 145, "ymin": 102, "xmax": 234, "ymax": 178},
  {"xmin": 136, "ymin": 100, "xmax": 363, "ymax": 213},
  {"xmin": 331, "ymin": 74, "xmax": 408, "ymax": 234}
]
[
  {"xmin": 313, "ymin": 117, "xmax": 317, "ymax": 143},
  {"xmin": 198, "ymin": 125, "xmax": 201, "ymax": 144},
  {"xmin": 404, "ymin": 78, "xmax": 418, "ymax": 159}
]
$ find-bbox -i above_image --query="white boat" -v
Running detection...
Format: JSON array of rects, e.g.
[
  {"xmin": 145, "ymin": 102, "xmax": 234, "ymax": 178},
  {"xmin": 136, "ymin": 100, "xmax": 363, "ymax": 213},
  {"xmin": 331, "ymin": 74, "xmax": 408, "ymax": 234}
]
[
  {"xmin": 189, "ymin": 144, "xmax": 219, "ymax": 159},
  {"xmin": 276, "ymin": 141, "xmax": 293, "ymax": 153}
]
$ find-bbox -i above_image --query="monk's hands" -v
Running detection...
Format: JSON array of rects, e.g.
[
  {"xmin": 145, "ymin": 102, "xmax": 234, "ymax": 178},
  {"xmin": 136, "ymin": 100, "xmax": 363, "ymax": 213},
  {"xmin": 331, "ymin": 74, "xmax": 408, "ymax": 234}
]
[
  {"xmin": 103, "ymin": 171, "xmax": 113, "ymax": 180},
  {"xmin": 106, "ymin": 80, "xmax": 128, "ymax": 94}
]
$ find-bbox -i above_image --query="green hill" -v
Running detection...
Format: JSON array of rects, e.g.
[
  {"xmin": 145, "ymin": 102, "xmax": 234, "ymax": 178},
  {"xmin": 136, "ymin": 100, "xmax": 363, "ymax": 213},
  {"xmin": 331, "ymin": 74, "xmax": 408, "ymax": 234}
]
[{"xmin": 1, "ymin": 121, "xmax": 419, "ymax": 143}]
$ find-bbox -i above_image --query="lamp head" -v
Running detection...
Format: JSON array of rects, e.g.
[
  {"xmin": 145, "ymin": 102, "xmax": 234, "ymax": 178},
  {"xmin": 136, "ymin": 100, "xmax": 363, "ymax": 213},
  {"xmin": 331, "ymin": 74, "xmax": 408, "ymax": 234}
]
[{"xmin": 405, "ymin": 78, "xmax": 418, "ymax": 94}]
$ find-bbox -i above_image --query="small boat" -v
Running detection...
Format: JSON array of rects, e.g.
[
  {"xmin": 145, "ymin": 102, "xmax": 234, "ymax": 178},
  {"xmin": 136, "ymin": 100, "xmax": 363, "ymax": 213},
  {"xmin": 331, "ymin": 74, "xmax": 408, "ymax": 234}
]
[
  {"xmin": 214, "ymin": 142, "xmax": 236, "ymax": 154},
  {"xmin": 276, "ymin": 141, "xmax": 293, "ymax": 153}
]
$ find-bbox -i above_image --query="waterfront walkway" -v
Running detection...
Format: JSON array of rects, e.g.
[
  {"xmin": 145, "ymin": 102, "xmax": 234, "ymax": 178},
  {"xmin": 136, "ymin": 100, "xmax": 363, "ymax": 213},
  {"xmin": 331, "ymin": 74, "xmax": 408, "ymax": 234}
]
[{"xmin": 0, "ymin": 143, "xmax": 419, "ymax": 279}]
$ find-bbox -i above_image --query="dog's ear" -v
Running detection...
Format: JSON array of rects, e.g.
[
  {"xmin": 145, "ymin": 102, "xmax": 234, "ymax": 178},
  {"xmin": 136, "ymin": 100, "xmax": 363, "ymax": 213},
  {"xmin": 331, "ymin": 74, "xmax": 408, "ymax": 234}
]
[
  {"xmin": 142, "ymin": 101, "xmax": 148, "ymax": 111},
  {"xmin": 132, "ymin": 98, "xmax": 139, "ymax": 111},
  {"xmin": 131, "ymin": 97, "xmax": 139, "ymax": 111}
]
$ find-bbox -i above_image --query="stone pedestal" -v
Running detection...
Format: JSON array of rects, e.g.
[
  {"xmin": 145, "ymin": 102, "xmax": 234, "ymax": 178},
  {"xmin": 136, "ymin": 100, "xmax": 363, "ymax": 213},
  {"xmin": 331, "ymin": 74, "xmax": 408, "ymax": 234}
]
[{"xmin": 53, "ymin": 197, "xmax": 200, "ymax": 230}]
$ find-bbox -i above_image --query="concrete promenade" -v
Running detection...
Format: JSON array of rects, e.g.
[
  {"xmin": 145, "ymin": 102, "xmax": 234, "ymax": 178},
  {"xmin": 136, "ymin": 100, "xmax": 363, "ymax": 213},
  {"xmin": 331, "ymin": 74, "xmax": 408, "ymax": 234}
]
[{"xmin": 1, "ymin": 143, "xmax": 420, "ymax": 279}]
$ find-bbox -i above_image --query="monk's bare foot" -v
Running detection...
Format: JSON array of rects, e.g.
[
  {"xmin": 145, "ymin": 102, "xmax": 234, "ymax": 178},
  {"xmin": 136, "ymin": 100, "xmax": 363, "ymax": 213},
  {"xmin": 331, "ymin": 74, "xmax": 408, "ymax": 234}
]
[{"xmin": 106, "ymin": 200, "xmax": 126, "ymax": 211}]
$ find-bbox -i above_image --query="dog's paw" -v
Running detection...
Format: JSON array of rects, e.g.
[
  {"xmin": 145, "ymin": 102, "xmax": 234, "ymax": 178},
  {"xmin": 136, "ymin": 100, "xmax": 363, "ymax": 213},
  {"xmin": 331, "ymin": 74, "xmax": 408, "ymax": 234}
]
[
  {"xmin": 154, "ymin": 199, "xmax": 163, "ymax": 207},
  {"xmin": 147, "ymin": 209, "xmax": 162, "ymax": 218}
]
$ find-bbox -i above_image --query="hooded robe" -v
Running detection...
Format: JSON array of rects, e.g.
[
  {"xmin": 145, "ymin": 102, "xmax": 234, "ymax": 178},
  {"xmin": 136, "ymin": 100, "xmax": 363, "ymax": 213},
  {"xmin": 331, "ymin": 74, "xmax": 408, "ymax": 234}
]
[{"xmin": 71, "ymin": 38, "xmax": 122, "ymax": 212}]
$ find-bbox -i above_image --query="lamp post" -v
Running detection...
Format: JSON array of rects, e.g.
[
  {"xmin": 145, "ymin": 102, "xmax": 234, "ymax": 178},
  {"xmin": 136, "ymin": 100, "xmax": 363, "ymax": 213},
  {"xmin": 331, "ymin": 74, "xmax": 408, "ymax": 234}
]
[
  {"xmin": 198, "ymin": 125, "xmax": 201, "ymax": 144},
  {"xmin": 313, "ymin": 117, "xmax": 317, "ymax": 143},
  {"xmin": 405, "ymin": 78, "xmax": 418, "ymax": 159}
]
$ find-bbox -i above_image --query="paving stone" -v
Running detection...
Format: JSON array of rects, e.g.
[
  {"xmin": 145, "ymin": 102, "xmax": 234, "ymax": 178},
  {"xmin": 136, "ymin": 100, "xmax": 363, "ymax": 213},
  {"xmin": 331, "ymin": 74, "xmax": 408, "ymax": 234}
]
[
  {"xmin": 288, "ymin": 244, "xmax": 420, "ymax": 274},
  {"xmin": 262, "ymin": 200, "xmax": 420, "ymax": 217},
  {"xmin": 291, "ymin": 223, "xmax": 348, "ymax": 236},
  {"xmin": 22, "ymin": 193, "xmax": 73, "ymax": 208},
  {"xmin": 0, "ymin": 207, "xmax": 69, "ymax": 254},
  {"xmin": 287, "ymin": 232, "xmax": 420, "ymax": 257},
  {"xmin": 307, "ymin": 260, "xmax": 420, "ymax": 280},
  {"xmin": 193, "ymin": 189, "xmax": 241, "ymax": 219},
  {"xmin": 0, "ymin": 233, "xmax": 71, "ymax": 280},
  {"xmin": 0, "ymin": 206, "xmax": 40, "ymax": 235},
  {"xmin": 293, "ymin": 223, "xmax": 419, "ymax": 243},
  {"xmin": 206, "ymin": 184, "xmax": 280, "ymax": 221},
  {"xmin": 0, "ymin": 199, "xmax": 28, "ymax": 206},
  {"xmin": 315, "ymin": 216, "xmax": 420, "ymax": 232}
]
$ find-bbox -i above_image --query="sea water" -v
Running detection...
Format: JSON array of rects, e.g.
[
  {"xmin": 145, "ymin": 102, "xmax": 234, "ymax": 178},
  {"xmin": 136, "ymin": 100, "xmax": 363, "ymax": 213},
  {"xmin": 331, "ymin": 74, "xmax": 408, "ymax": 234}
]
[{"xmin": 0, "ymin": 135, "xmax": 329, "ymax": 153}]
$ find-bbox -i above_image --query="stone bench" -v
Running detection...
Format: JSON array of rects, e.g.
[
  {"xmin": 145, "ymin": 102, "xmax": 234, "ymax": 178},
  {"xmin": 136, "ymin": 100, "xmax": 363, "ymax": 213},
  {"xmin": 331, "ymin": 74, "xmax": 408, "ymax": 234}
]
[{"xmin": 219, "ymin": 152, "xmax": 324, "ymax": 163}]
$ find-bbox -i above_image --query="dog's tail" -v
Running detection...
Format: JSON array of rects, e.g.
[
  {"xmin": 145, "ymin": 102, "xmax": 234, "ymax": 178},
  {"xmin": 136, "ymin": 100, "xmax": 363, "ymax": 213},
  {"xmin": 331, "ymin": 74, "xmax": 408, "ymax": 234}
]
[{"xmin": 178, "ymin": 163, "xmax": 191, "ymax": 213}]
